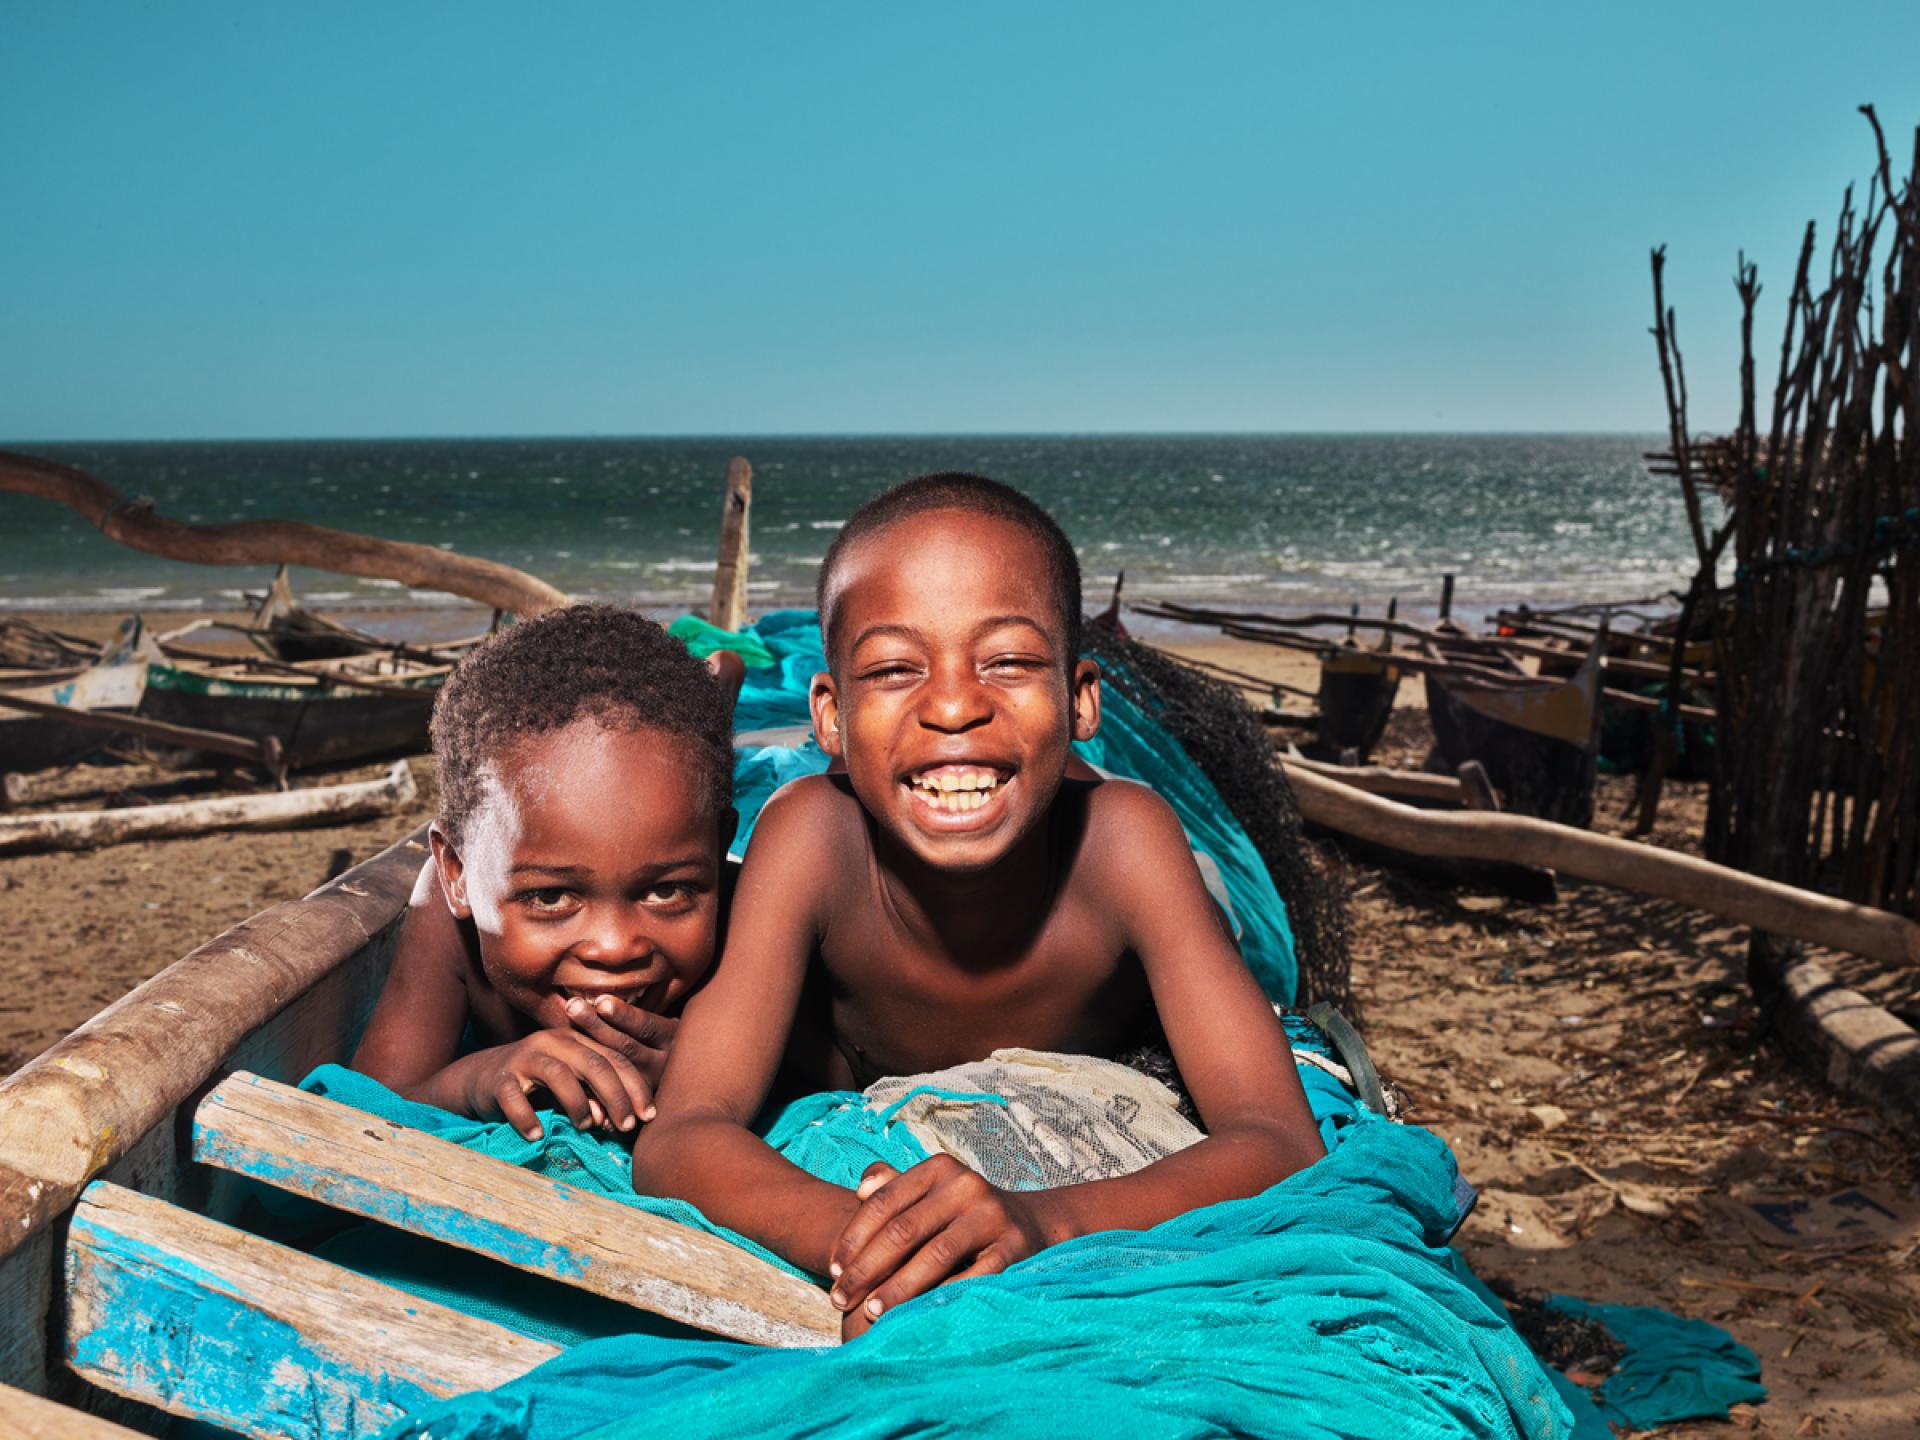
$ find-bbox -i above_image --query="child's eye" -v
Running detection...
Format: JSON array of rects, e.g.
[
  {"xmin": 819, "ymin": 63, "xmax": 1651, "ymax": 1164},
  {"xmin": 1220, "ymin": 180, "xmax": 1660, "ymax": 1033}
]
[
  {"xmin": 858, "ymin": 662, "xmax": 919, "ymax": 684},
  {"xmin": 985, "ymin": 655, "xmax": 1045, "ymax": 675},
  {"xmin": 640, "ymin": 883, "xmax": 700, "ymax": 912},
  {"xmin": 518, "ymin": 888, "xmax": 578, "ymax": 914}
]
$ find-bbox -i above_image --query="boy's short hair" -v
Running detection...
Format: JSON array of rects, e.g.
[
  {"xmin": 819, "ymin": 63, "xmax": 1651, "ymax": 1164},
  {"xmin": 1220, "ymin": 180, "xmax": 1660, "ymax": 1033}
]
[
  {"xmin": 431, "ymin": 605, "xmax": 733, "ymax": 847},
  {"xmin": 817, "ymin": 472, "xmax": 1083, "ymax": 665}
]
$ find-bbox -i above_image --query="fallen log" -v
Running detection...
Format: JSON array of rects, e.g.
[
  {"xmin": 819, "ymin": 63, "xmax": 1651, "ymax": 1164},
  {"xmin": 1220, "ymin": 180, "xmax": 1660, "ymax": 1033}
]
[
  {"xmin": 0, "ymin": 759, "xmax": 416, "ymax": 855},
  {"xmin": 1284, "ymin": 766, "xmax": 1920, "ymax": 970},
  {"xmin": 0, "ymin": 450, "xmax": 569, "ymax": 616}
]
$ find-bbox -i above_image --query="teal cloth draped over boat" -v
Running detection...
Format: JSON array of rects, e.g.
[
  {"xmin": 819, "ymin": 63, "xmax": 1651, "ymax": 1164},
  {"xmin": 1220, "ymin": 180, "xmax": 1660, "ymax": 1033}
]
[{"xmin": 669, "ymin": 610, "xmax": 1298, "ymax": 1004}]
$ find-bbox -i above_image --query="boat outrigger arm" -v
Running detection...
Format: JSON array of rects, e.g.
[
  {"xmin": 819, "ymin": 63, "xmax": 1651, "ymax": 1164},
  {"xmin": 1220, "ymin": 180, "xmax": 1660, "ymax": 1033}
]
[{"xmin": 0, "ymin": 449, "xmax": 572, "ymax": 618}]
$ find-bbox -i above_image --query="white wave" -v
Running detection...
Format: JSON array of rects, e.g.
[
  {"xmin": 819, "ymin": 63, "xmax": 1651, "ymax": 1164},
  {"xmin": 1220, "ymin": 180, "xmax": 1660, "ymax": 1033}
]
[{"xmin": 809, "ymin": 520, "xmax": 845, "ymax": 531}]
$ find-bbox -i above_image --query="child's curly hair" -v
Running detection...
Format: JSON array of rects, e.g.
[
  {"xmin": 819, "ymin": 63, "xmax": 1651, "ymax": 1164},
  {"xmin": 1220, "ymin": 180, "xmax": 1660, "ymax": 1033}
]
[{"xmin": 431, "ymin": 605, "xmax": 733, "ymax": 847}]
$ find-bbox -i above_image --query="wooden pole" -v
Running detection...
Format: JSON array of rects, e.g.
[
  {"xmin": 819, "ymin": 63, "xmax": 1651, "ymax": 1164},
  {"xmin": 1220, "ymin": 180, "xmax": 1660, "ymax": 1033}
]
[
  {"xmin": 1284, "ymin": 765, "xmax": 1920, "ymax": 969},
  {"xmin": 0, "ymin": 449, "xmax": 571, "ymax": 616},
  {"xmin": 709, "ymin": 456, "xmax": 753, "ymax": 633}
]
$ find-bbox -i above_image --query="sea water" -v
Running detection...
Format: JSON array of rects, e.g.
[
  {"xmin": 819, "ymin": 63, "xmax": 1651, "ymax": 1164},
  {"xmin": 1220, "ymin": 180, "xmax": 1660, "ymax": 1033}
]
[{"xmin": 0, "ymin": 434, "xmax": 1704, "ymax": 627}]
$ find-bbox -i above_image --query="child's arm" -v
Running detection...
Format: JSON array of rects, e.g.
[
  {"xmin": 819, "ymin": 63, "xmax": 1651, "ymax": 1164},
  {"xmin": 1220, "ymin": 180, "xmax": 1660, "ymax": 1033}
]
[
  {"xmin": 827, "ymin": 783, "xmax": 1324, "ymax": 1335},
  {"xmin": 628, "ymin": 780, "xmax": 862, "ymax": 1274},
  {"xmin": 351, "ymin": 859, "xmax": 662, "ymax": 1139}
]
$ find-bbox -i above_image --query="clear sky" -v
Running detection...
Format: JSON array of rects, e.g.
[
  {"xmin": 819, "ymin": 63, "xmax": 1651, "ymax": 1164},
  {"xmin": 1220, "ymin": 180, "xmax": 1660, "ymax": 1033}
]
[{"xmin": 5, "ymin": 3, "xmax": 1917, "ymax": 440}]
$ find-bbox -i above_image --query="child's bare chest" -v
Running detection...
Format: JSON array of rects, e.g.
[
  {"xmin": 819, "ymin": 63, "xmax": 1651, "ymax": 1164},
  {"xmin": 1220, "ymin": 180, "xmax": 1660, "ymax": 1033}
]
[{"xmin": 815, "ymin": 899, "xmax": 1155, "ymax": 1088}]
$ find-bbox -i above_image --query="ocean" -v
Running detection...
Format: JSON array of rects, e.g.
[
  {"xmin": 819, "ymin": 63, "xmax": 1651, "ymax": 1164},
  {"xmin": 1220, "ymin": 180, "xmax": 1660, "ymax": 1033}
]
[{"xmin": 0, "ymin": 434, "xmax": 1704, "ymax": 629}]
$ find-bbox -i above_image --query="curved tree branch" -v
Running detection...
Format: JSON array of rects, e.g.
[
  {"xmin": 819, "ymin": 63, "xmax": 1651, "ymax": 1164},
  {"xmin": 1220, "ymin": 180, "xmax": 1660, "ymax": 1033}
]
[{"xmin": 0, "ymin": 449, "xmax": 571, "ymax": 617}]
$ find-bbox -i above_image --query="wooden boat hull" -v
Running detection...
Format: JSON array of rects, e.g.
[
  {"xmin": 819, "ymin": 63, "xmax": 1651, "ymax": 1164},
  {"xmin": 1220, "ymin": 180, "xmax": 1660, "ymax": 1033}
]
[
  {"xmin": 1423, "ymin": 643, "xmax": 1602, "ymax": 828},
  {"xmin": 1315, "ymin": 648, "xmax": 1399, "ymax": 759},
  {"xmin": 0, "ymin": 829, "xmax": 421, "ymax": 1421},
  {"xmin": 0, "ymin": 623, "xmax": 155, "ymax": 775},
  {"xmin": 137, "ymin": 664, "xmax": 439, "ymax": 768}
]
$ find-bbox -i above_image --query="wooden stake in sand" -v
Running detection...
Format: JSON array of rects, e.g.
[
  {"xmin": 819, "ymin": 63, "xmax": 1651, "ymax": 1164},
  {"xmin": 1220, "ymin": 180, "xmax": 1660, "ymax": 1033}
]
[
  {"xmin": 0, "ymin": 760, "xmax": 417, "ymax": 856},
  {"xmin": 709, "ymin": 456, "xmax": 753, "ymax": 633}
]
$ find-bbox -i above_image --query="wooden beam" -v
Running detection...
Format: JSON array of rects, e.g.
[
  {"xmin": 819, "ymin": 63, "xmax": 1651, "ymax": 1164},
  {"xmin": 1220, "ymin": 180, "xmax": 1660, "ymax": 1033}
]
[
  {"xmin": 0, "ymin": 1384, "xmax": 150, "ymax": 1438},
  {"xmin": 0, "ymin": 449, "xmax": 570, "ymax": 617},
  {"xmin": 65, "ymin": 1182, "xmax": 558, "ymax": 1439},
  {"xmin": 0, "ymin": 689, "xmax": 282, "ymax": 771},
  {"xmin": 0, "ymin": 760, "xmax": 416, "ymax": 857},
  {"xmin": 1283, "ymin": 766, "xmax": 1920, "ymax": 969},
  {"xmin": 193, "ymin": 1071, "xmax": 839, "ymax": 1348},
  {"xmin": 709, "ymin": 457, "xmax": 753, "ymax": 634}
]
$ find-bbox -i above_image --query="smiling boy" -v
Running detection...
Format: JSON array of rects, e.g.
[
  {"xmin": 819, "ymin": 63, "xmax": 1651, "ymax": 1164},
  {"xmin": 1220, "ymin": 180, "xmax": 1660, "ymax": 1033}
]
[{"xmin": 631, "ymin": 473, "xmax": 1325, "ymax": 1338}]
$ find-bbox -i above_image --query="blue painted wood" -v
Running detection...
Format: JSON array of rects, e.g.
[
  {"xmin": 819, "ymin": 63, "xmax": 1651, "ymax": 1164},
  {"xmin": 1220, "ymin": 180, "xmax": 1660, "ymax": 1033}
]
[{"xmin": 63, "ymin": 1182, "xmax": 557, "ymax": 1440}]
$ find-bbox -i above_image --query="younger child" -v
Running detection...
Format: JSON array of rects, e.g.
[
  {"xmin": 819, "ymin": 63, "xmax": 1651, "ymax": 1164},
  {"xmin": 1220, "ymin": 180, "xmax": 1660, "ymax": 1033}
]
[
  {"xmin": 633, "ymin": 474, "xmax": 1326, "ymax": 1339},
  {"xmin": 352, "ymin": 605, "xmax": 737, "ymax": 1141}
]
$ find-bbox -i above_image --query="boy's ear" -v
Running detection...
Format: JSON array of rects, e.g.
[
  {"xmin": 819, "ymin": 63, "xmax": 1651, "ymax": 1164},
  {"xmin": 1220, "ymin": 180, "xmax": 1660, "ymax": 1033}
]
[
  {"xmin": 1070, "ymin": 659, "xmax": 1102, "ymax": 743},
  {"xmin": 809, "ymin": 671, "xmax": 844, "ymax": 758},
  {"xmin": 427, "ymin": 823, "xmax": 474, "ymax": 919}
]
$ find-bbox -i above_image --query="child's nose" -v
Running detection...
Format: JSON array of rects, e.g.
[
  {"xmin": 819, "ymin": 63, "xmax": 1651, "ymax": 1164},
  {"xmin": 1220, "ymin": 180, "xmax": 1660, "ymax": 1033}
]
[
  {"xmin": 917, "ymin": 662, "xmax": 992, "ymax": 732},
  {"xmin": 574, "ymin": 907, "xmax": 656, "ymax": 966}
]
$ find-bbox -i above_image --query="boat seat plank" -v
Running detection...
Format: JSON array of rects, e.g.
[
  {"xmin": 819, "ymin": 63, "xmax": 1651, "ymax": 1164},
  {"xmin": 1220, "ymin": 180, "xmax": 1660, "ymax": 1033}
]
[
  {"xmin": 192, "ymin": 1070, "xmax": 839, "ymax": 1348},
  {"xmin": 64, "ymin": 1182, "xmax": 559, "ymax": 1440},
  {"xmin": 0, "ymin": 1383, "xmax": 150, "ymax": 1439}
]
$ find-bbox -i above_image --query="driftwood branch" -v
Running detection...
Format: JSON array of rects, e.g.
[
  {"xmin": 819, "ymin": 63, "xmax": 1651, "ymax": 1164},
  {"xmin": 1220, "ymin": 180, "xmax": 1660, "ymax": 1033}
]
[
  {"xmin": 1286, "ymin": 766, "xmax": 1920, "ymax": 970},
  {"xmin": 0, "ymin": 450, "xmax": 570, "ymax": 616},
  {"xmin": 0, "ymin": 759, "xmax": 416, "ymax": 855}
]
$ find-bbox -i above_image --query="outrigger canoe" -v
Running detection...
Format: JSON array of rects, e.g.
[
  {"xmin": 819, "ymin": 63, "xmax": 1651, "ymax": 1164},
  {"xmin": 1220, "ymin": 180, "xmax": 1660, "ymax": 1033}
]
[
  {"xmin": 138, "ymin": 646, "xmax": 447, "ymax": 770},
  {"xmin": 0, "ymin": 620, "xmax": 159, "ymax": 778}
]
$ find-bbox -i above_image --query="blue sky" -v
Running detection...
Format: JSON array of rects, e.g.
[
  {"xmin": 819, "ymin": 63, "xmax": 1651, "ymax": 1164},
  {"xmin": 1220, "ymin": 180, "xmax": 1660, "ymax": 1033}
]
[{"xmin": 5, "ymin": 4, "xmax": 1917, "ymax": 440}]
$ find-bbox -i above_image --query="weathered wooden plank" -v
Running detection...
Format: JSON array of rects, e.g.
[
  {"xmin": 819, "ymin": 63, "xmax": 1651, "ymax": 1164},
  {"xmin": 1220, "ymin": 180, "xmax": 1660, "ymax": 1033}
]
[
  {"xmin": 194, "ymin": 1071, "xmax": 839, "ymax": 1348},
  {"xmin": 64, "ymin": 1182, "xmax": 559, "ymax": 1440},
  {"xmin": 0, "ymin": 1382, "xmax": 150, "ymax": 1438}
]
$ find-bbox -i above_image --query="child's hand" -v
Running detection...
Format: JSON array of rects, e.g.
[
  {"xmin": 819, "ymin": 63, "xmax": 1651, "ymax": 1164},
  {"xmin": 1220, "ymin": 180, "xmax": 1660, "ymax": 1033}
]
[
  {"xmin": 826, "ymin": 1156, "xmax": 1057, "ymax": 1339},
  {"xmin": 561, "ymin": 993, "xmax": 677, "ymax": 1090},
  {"xmin": 463, "ymin": 1030, "xmax": 656, "ymax": 1141}
]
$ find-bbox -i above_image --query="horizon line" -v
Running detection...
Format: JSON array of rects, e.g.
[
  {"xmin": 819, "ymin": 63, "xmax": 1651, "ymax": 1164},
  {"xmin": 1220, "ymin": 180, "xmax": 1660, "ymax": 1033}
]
[{"xmin": 5, "ymin": 426, "xmax": 1673, "ymax": 447}]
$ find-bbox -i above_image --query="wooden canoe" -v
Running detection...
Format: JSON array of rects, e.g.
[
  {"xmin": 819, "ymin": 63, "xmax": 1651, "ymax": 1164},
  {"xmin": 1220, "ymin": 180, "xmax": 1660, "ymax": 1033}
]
[
  {"xmin": 0, "ymin": 829, "xmax": 837, "ymax": 1437},
  {"xmin": 1421, "ymin": 631, "xmax": 1604, "ymax": 828},
  {"xmin": 0, "ymin": 620, "xmax": 159, "ymax": 777},
  {"xmin": 137, "ymin": 649, "xmax": 447, "ymax": 770},
  {"xmin": 1314, "ymin": 637, "xmax": 1400, "ymax": 761}
]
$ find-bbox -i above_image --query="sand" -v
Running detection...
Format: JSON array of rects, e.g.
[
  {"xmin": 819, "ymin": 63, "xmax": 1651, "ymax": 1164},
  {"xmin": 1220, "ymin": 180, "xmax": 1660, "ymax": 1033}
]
[{"xmin": 0, "ymin": 617, "xmax": 1914, "ymax": 1433}]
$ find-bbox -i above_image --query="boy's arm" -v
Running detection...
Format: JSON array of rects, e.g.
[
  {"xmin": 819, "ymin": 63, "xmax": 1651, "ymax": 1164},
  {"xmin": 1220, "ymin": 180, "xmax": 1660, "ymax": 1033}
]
[
  {"xmin": 829, "ymin": 783, "xmax": 1323, "ymax": 1332},
  {"xmin": 628, "ymin": 780, "xmax": 861, "ymax": 1275},
  {"xmin": 352, "ymin": 859, "xmax": 661, "ymax": 1138},
  {"xmin": 349, "ymin": 858, "xmax": 476, "ymax": 1099}
]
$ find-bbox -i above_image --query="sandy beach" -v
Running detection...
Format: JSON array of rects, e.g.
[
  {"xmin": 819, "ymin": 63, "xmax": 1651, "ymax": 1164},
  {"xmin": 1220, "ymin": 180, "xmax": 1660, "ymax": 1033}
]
[{"xmin": 1, "ymin": 611, "xmax": 1915, "ymax": 1434}]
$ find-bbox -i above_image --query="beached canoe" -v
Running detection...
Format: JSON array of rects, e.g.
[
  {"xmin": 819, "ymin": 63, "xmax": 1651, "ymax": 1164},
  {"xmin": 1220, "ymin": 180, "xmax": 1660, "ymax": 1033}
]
[
  {"xmin": 0, "ymin": 828, "xmax": 837, "ymax": 1436},
  {"xmin": 0, "ymin": 620, "xmax": 158, "ymax": 777},
  {"xmin": 1314, "ymin": 638, "xmax": 1400, "ymax": 761},
  {"xmin": 137, "ymin": 649, "xmax": 447, "ymax": 769},
  {"xmin": 1420, "ymin": 631, "xmax": 1603, "ymax": 828}
]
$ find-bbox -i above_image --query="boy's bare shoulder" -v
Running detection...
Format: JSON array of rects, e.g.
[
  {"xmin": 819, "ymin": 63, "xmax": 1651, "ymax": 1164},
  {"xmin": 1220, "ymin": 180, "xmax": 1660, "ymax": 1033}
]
[
  {"xmin": 1073, "ymin": 774, "xmax": 1194, "ymax": 873},
  {"xmin": 742, "ymin": 771, "xmax": 869, "ymax": 872}
]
